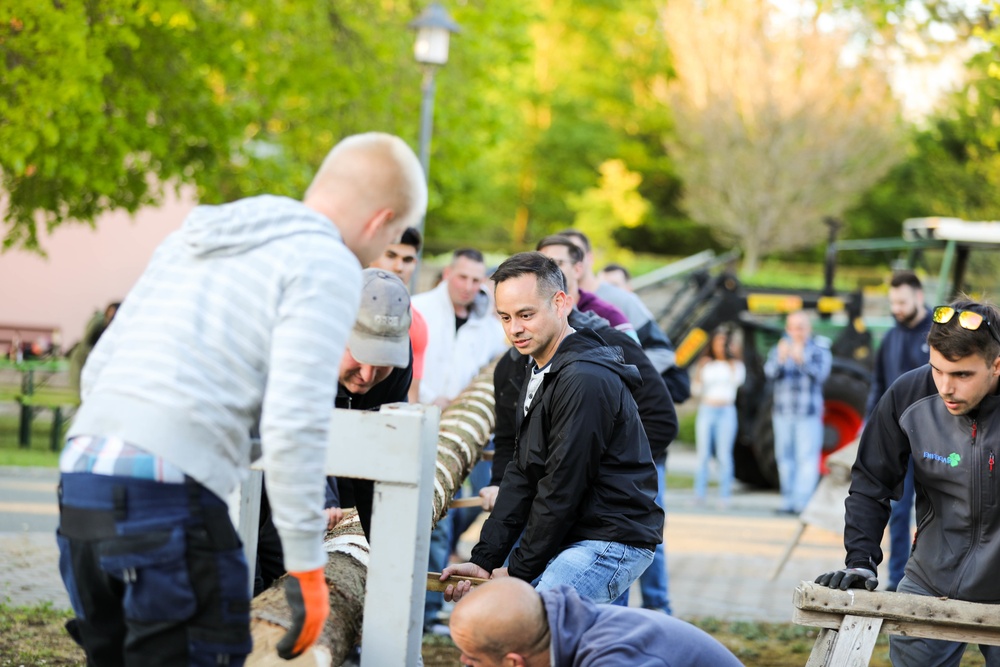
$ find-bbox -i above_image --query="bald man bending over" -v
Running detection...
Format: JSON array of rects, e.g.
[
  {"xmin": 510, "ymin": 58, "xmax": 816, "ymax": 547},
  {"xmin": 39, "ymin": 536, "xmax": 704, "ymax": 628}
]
[{"xmin": 450, "ymin": 578, "xmax": 742, "ymax": 667}]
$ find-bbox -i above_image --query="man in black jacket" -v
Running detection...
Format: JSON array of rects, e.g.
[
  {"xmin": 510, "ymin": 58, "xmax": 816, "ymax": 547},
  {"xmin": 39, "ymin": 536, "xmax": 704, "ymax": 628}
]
[
  {"xmin": 816, "ymin": 298, "xmax": 1000, "ymax": 666},
  {"xmin": 483, "ymin": 280, "xmax": 678, "ymax": 612},
  {"xmin": 255, "ymin": 269, "xmax": 413, "ymax": 595},
  {"xmin": 440, "ymin": 252, "xmax": 663, "ymax": 604}
]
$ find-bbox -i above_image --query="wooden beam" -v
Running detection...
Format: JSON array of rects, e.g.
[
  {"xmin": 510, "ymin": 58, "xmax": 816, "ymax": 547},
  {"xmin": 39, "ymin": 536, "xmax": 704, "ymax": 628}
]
[
  {"xmin": 825, "ymin": 614, "xmax": 882, "ymax": 666},
  {"xmin": 426, "ymin": 572, "xmax": 490, "ymax": 593},
  {"xmin": 794, "ymin": 581, "xmax": 1000, "ymax": 646},
  {"xmin": 805, "ymin": 628, "xmax": 838, "ymax": 667},
  {"xmin": 793, "ymin": 608, "xmax": 1000, "ymax": 647},
  {"xmin": 450, "ymin": 496, "xmax": 484, "ymax": 509}
]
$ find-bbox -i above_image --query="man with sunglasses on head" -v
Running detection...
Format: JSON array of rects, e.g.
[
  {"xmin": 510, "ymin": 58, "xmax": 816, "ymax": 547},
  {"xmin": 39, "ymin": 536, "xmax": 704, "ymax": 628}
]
[{"xmin": 817, "ymin": 298, "xmax": 1000, "ymax": 666}]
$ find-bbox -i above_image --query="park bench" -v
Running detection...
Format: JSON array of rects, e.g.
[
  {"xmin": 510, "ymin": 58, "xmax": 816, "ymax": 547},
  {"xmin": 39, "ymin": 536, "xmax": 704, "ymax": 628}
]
[
  {"xmin": 0, "ymin": 356, "xmax": 77, "ymax": 452},
  {"xmin": 17, "ymin": 386, "xmax": 80, "ymax": 451},
  {"xmin": 793, "ymin": 580, "xmax": 1000, "ymax": 666}
]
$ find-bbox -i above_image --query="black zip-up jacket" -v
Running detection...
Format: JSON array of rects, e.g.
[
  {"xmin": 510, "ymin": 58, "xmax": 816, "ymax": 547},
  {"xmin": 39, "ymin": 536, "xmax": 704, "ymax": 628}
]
[
  {"xmin": 847, "ymin": 364, "xmax": 1000, "ymax": 601},
  {"xmin": 472, "ymin": 327, "xmax": 664, "ymax": 582},
  {"xmin": 492, "ymin": 309, "xmax": 677, "ymax": 486}
]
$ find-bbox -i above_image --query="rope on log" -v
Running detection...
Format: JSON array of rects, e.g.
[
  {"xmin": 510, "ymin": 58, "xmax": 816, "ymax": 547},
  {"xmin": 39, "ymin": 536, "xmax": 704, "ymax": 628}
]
[{"xmin": 248, "ymin": 360, "xmax": 499, "ymax": 665}]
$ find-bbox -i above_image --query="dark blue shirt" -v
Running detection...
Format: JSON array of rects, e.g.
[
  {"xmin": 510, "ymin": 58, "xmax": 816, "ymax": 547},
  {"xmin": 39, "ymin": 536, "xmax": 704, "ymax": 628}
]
[{"xmin": 865, "ymin": 309, "xmax": 932, "ymax": 417}]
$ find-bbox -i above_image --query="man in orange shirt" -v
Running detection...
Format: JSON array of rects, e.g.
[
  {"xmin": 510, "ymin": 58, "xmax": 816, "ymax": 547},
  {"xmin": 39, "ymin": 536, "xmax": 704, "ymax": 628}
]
[{"xmin": 369, "ymin": 227, "xmax": 428, "ymax": 403}]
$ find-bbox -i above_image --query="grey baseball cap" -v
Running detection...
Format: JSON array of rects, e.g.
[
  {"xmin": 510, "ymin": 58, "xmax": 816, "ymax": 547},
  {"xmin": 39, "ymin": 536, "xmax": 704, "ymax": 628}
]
[{"xmin": 349, "ymin": 268, "xmax": 412, "ymax": 368}]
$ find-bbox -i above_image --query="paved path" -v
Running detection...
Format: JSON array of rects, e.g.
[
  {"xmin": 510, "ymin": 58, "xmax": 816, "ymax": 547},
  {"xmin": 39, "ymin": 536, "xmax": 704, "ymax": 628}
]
[
  {"xmin": 0, "ymin": 453, "xmax": 849, "ymax": 622},
  {"xmin": 0, "ymin": 466, "xmax": 66, "ymax": 608}
]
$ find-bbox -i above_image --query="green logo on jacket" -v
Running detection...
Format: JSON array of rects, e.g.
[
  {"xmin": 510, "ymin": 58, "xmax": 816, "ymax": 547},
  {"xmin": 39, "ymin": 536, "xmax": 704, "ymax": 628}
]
[{"xmin": 922, "ymin": 451, "xmax": 961, "ymax": 467}]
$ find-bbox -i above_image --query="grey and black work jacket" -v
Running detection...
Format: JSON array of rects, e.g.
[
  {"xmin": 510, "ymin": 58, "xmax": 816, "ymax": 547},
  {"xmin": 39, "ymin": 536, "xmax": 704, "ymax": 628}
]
[{"xmin": 846, "ymin": 364, "xmax": 1000, "ymax": 602}]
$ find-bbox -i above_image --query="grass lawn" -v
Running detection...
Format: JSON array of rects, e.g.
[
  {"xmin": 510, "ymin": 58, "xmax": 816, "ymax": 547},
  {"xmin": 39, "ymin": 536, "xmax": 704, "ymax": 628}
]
[{"xmin": 4, "ymin": 601, "xmax": 991, "ymax": 667}]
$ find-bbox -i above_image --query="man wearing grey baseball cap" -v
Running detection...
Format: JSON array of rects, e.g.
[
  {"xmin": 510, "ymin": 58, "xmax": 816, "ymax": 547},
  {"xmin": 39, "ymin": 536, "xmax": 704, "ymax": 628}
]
[
  {"xmin": 344, "ymin": 268, "xmax": 413, "ymax": 377},
  {"xmin": 255, "ymin": 268, "xmax": 415, "ymax": 594}
]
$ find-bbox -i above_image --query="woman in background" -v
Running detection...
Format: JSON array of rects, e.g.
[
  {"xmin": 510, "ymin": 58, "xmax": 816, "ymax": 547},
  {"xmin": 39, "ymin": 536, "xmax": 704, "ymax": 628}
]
[{"xmin": 693, "ymin": 329, "xmax": 745, "ymax": 509}]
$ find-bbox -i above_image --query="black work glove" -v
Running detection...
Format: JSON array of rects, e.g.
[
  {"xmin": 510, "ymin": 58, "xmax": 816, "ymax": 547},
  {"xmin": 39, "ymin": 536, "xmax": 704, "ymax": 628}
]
[
  {"xmin": 276, "ymin": 568, "xmax": 329, "ymax": 659},
  {"xmin": 815, "ymin": 567, "xmax": 878, "ymax": 591}
]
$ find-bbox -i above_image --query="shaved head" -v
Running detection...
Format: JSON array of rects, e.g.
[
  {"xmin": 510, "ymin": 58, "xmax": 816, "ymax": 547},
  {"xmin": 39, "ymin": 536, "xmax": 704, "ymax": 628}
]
[
  {"xmin": 303, "ymin": 132, "xmax": 427, "ymax": 265},
  {"xmin": 305, "ymin": 133, "xmax": 426, "ymax": 228},
  {"xmin": 450, "ymin": 578, "xmax": 551, "ymax": 667}
]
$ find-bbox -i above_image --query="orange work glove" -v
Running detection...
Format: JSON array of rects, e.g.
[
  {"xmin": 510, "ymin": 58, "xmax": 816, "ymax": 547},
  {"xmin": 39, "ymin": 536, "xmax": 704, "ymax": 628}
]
[{"xmin": 276, "ymin": 568, "xmax": 330, "ymax": 659}]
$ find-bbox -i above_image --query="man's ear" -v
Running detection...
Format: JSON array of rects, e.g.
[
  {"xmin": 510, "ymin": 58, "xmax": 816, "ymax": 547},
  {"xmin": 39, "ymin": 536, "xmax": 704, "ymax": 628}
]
[
  {"xmin": 553, "ymin": 290, "xmax": 569, "ymax": 315},
  {"xmin": 361, "ymin": 208, "xmax": 395, "ymax": 241},
  {"xmin": 503, "ymin": 653, "xmax": 528, "ymax": 667},
  {"xmin": 992, "ymin": 355, "xmax": 1000, "ymax": 376}
]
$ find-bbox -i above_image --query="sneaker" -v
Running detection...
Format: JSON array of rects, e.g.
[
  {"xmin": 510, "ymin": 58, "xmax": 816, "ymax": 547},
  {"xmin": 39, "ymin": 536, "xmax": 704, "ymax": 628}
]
[
  {"xmin": 642, "ymin": 606, "xmax": 672, "ymax": 615},
  {"xmin": 424, "ymin": 623, "xmax": 452, "ymax": 637}
]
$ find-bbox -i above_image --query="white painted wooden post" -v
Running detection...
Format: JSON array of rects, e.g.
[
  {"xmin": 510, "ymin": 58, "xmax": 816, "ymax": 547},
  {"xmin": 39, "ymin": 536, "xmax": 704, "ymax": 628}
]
[
  {"xmin": 237, "ymin": 469, "xmax": 264, "ymax": 594},
  {"xmin": 235, "ymin": 402, "xmax": 439, "ymax": 666},
  {"xmin": 325, "ymin": 403, "xmax": 439, "ymax": 667}
]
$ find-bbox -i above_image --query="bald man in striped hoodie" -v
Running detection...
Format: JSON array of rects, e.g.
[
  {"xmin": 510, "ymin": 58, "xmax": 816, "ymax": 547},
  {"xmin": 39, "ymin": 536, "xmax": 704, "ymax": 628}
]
[{"xmin": 55, "ymin": 132, "xmax": 426, "ymax": 666}]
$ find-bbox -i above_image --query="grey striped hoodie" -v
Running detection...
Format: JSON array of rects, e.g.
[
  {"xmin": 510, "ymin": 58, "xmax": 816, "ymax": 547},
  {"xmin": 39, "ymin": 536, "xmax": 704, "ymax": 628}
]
[{"xmin": 70, "ymin": 195, "xmax": 360, "ymax": 571}]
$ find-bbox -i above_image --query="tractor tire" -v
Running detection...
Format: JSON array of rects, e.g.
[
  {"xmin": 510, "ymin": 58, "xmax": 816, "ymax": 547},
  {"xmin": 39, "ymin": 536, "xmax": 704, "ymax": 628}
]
[
  {"xmin": 733, "ymin": 438, "xmax": 771, "ymax": 488},
  {"xmin": 820, "ymin": 370, "xmax": 868, "ymax": 471},
  {"xmin": 748, "ymin": 398, "xmax": 779, "ymax": 488},
  {"xmin": 734, "ymin": 369, "xmax": 868, "ymax": 489}
]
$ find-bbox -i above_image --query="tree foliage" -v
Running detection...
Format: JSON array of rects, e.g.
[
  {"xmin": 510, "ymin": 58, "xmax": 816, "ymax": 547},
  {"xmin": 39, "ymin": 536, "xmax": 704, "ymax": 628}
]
[
  {"xmin": 1, "ymin": 0, "xmax": 254, "ymax": 250},
  {"xmin": 847, "ymin": 51, "xmax": 1000, "ymax": 237},
  {"xmin": 0, "ymin": 1, "xmax": 535, "ymax": 253},
  {"xmin": 659, "ymin": 0, "xmax": 905, "ymax": 272},
  {"xmin": 4, "ymin": 0, "xmax": 999, "ymax": 269}
]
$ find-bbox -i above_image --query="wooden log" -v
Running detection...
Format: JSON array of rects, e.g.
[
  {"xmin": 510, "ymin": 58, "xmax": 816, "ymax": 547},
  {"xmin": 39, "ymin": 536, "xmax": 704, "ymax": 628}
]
[
  {"xmin": 244, "ymin": 620, "xmax": 333, "ymax": 667},
  {"xmin": 249, "ymin": 362, "xmax": 499, "ymax": 664}
]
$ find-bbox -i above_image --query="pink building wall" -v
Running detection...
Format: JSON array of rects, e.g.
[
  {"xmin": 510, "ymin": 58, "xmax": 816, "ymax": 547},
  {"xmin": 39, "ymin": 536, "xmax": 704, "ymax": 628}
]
[{"xmin": 0, "ymin": 188, "xmax": 197, "ymax": 348}]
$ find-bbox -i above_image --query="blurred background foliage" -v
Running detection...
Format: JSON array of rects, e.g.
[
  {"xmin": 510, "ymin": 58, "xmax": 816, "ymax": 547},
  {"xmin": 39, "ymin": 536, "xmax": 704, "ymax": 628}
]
[{"xmin": 2, "ymin": 0, "xmax": 999, "ymax": 272}]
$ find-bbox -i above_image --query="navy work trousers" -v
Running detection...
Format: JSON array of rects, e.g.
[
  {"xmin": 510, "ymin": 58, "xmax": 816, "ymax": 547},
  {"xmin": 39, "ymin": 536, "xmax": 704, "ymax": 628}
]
[{"xmin": 56, "ymin": 472, "xmax": 252, "ymax": 667}]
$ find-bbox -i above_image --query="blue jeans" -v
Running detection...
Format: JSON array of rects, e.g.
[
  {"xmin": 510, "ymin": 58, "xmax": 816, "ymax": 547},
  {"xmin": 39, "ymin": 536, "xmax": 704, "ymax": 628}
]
[
  {"xmin": 56, "ymin": 473, "xmax": 251, "ymax": 666},
  {"xmin": 891, "ymin": 576, "xmax": 1000, "ymax": 666},
  {"xmin": 695, "ymin": 404, "xmax": 738, "ymax": 500},
  {"xmin": 772, "ymin": 413, "xmax": 824, "ymax": 512},
  {"xmin": 535, "ymin": 540, "xmax": 654, "ymax": 604},
  {"xmin": 424, "ymin": 518, "xmax": 452, "ymax": 627},
  {"xmin": 638, "ymin": 458, "xmax": 671, "ymax": 613},
  {"xmin": 887, "ymin": 459, "xmax": 915, "ymax": 589}
]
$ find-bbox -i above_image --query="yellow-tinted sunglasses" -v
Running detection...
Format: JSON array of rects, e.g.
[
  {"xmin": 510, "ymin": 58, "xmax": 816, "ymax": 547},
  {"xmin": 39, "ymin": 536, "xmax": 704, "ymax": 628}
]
[{"xmin": 932, "ymin": 306, "xmax": 1000, "ymax": 346}]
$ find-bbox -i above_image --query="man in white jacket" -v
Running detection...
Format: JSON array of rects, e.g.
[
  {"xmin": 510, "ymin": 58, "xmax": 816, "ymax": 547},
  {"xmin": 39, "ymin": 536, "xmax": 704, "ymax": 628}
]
[
  {"xmin": 412, "ymin": 248, "xmax": 508, "ymax": 407},
  {"xmin": 56, "ymin": 132, "xmax": 426, "ymax": 665}
]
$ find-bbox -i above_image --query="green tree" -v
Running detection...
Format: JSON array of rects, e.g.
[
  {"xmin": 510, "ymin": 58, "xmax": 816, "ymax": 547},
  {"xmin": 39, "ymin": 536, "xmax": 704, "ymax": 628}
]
[
  {"xmin": 659, "ymin": 0, "xmax": 905, "ymax": 273},
  {"xmin": 0, "ymin": 1, "xmax": 260, "ymax": 250},
  {"xmin": 0, "ymin": 1, "xmax": 535, "ymax": 254},
  {"xmin": 566, "ymin": 159, "xmax": 650, "ymax": 264},
  {"xmin": 847, "ymin": 51, "xmax": 1000, "ymax": 237}
]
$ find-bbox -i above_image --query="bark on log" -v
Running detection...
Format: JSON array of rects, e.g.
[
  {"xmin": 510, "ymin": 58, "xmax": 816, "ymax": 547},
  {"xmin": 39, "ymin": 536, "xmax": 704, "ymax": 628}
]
[{"xmin": 249, "ymin": 362, "xmax": 498, "ymax": 665}]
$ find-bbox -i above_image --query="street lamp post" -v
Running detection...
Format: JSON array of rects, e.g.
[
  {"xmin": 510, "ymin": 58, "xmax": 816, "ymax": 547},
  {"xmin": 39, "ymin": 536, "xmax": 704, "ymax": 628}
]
[{"xmin": 409, "ymin": 3, "xmax": 460, "ymax": 290}]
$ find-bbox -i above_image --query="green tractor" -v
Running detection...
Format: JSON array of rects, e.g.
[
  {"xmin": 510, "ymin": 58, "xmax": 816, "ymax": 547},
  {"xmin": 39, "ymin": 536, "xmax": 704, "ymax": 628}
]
[{"xmin": 637, "ymin": 217, "xmax": 1000, "ymax": 487}]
